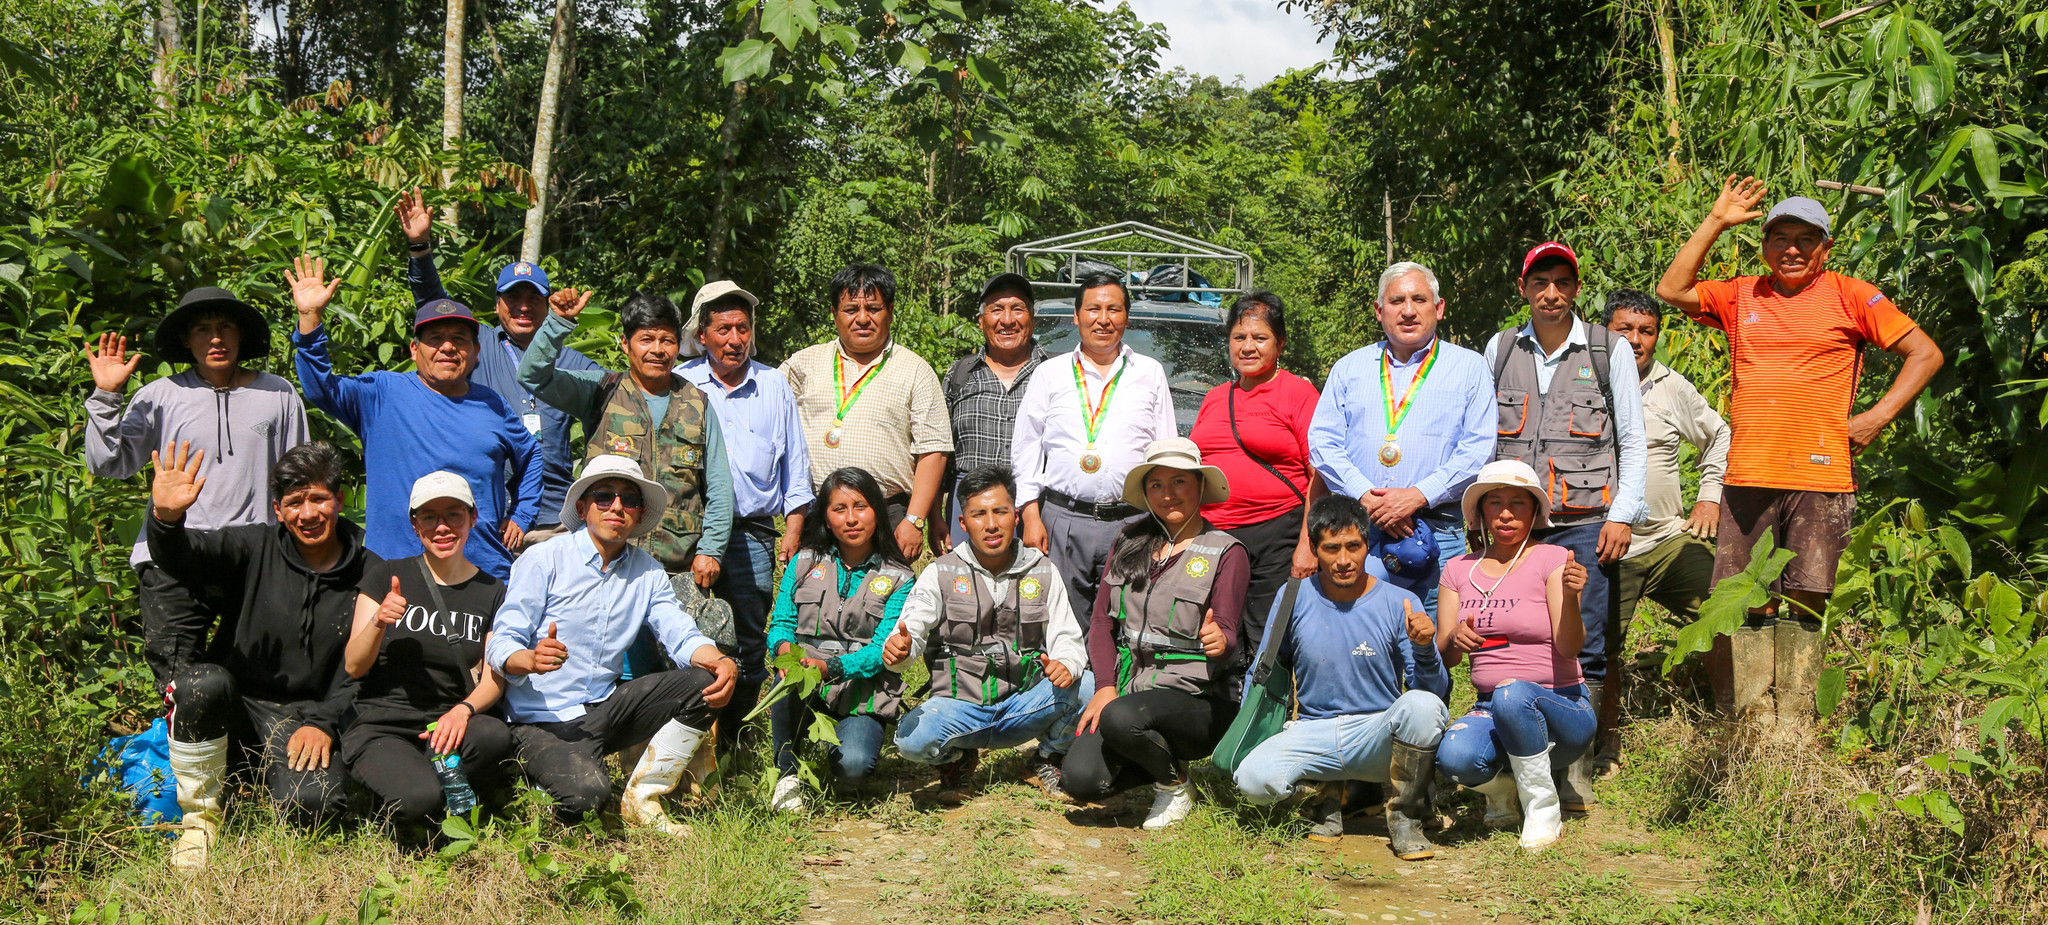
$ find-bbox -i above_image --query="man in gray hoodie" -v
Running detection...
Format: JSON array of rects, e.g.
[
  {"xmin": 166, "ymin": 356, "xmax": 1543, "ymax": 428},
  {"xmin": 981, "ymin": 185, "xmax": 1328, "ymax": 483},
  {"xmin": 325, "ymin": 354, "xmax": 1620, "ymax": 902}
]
[{"xmin": 86, "ymin": 287, "xmax": 310, "ymax": 685}]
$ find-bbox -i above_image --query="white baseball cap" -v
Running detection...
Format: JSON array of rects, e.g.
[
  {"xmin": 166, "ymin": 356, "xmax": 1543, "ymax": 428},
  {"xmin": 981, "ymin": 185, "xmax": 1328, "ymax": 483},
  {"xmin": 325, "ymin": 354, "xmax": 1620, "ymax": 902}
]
[
  {"xmin": 680, "ymin": 280, "xmax": 762, "ymax": 358},
  {"xmin": 409, "ymin": 470, "xmax": 476, "ymax": 511}
]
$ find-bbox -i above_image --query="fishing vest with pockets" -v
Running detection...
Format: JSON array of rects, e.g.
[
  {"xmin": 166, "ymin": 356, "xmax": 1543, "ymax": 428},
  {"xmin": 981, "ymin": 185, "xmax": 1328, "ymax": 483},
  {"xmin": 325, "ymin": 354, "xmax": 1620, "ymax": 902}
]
[
  {"xmin": 1103, "ymin": 530, "xmax": 1242, "ymax": 697},
  {"xmin": 1488, "ymin": 322, "xmax": 1618, "ymax": 528},
  {"xmin": 925, "ymin": 548, "xmax": 1059, "ymax": 706},
  {"xmin": 585, "ymin": 372, "xmax": 709, "ymax": 570},
  {"xmin": 788, "ymin": 549, "xmax": 913, "ymax": 721}
]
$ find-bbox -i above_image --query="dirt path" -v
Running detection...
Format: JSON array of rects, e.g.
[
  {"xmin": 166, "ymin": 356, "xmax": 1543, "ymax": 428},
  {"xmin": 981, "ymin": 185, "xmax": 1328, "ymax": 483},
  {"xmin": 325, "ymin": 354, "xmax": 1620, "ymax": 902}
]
[{"xmin": 790, "ymin": 755, "xmax": 1706, "ymax": 925}]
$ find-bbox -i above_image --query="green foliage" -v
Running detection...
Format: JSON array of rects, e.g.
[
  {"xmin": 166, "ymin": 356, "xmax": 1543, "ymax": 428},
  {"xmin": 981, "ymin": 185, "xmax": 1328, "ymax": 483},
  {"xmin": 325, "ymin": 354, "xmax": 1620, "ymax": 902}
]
[{"xmin": 1663, "ymin": 534, "xmax": 1796, "ymax": 675}]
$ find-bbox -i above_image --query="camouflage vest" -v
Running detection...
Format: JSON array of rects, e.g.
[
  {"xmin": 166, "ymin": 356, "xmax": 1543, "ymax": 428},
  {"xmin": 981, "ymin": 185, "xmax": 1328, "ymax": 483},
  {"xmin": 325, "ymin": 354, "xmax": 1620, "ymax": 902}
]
[
  {"xmin": 1103, "ymin": 530, "xmax": 1241, "ymax": 697},
  {"xmin": 925, "ymin": 548, "xmax": 1059, "ymax": 706},
  {"xmin": 585, "ymin": 372, "xmax": 709, "ymax": 570},
  {"xmin": 788, "ymin": 549, "xmax": 913, "ymax": 721}
]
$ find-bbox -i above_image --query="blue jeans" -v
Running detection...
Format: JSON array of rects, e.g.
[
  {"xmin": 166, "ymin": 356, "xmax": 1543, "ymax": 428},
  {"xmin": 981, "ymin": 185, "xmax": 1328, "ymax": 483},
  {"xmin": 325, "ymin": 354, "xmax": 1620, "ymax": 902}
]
[
  {"xmin": 713, "ymin": 524, "xmax": 778, "ymax": 751},
  {"xmin": 1367, "ymin": 510, "xmax": 1468, "ymax": 620},
  {"xmin": 1535, "ymin": 521, "xmax": 1620, "ymax": 681},
  {"xmin": 1436, "ymin": 681, "xmax": 1596, "ymax": 786},
  {"xmin": 770, "ymin": 695, "xmax": 887, "ymax": 782},
  {"xmin": 895, "ymin": 672, "xmax": 1091, "ymax": 765},
  {"xmin": 1234, "ymin": 689, "xmax": 1449, "ymax": 804}
]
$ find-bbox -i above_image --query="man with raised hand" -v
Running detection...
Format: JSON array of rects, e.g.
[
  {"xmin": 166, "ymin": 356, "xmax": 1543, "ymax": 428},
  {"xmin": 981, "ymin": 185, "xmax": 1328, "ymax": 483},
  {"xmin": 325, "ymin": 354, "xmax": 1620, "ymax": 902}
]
[
  {"xmin": 941, "ymin": 272, "xmax": 1051, "ymax": 548},
  {"xmin": 1483, "ymin": 242, "xmax": 1648, "ymax": 810},
  {"xmin": 883, "ymin": 464, "xmax": 1087, "ymax": 803},
  {"xmin": 85, "ymin": 287, "xmax": 309, "ymax": 686},
  {"xmin": 395, "ymin": 189, "xmax": 598, "ymax": 545},
  {"xmin": 781, "ymin": 263, "xmax": 953, "ymax": 559},
  {"xmin": 1011, "ymin": 271, "xmax": 1177, "ymax": 628},
  {"xmin": 1656, "ymin": 176, "xmax": 1943, "ymax": 723},
  {"xmin": 286, "ymin": 255, "xmax": 541, "ymax": 580},
  {"xmin": 486, "ymin": 456, "xmax": 738, "ymax": 832},
  {"xmin": 1597, "ymin": 289, "xmax": 1730, "ymax": 771},
  {"xmin": 1308, "ymin": 261, "xmax": 1496, "ymax": 618}
]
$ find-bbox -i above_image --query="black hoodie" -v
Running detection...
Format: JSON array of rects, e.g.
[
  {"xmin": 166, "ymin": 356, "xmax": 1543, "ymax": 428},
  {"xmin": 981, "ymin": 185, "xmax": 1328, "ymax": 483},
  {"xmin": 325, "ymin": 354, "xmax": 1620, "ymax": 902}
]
[{"xmin": 147, "ymin": 514, "xmax": 378, "ymax": 738}]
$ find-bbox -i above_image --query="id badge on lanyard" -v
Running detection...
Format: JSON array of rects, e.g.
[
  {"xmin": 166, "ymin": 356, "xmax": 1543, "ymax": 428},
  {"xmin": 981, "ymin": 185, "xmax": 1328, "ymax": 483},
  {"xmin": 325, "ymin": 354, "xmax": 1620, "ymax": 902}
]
[{"xmin": 504, "ymin": 339, "xmax": 543, "ymax": 434}]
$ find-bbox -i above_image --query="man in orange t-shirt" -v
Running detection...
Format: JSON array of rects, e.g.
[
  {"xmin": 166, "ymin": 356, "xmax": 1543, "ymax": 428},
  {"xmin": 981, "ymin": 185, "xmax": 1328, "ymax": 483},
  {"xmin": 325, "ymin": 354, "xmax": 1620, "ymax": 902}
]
[{"xmin": 1656, "ymin": 175, "xmax": 1944, "ymax": 723}]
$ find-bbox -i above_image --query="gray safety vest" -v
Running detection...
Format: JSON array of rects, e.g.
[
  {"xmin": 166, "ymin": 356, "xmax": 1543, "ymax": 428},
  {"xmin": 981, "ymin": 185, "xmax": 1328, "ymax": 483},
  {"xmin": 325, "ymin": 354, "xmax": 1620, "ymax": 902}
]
[
  {"xmin": 1103, "ymin": 531, "xmax": 1241, "ymax": 697},
  {"xmin": 1488, "ymin": 323, "xmax": 1619, "ymax": 528},
  {"xmin": 926, "ymin": 550, "xmax": 1059, "ymax": 706},
  {"xmin": 788, "ymin": 550, "xmax": 914, "ymax": 721}
]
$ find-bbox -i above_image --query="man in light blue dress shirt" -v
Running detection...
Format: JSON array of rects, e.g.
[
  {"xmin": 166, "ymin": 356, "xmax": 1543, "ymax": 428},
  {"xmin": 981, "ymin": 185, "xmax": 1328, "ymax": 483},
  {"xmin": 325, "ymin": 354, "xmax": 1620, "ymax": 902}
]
[
  {"xmin": 676, "ymin": 280, "xmax": 816, "ymax": 751},
  {"xmin": 1309, "ymin": 261, "xmax": 1497, "ymax": 619},
  {"xmin": 487, "ymin": 456, "xmax": 739, "ymax": 833}
]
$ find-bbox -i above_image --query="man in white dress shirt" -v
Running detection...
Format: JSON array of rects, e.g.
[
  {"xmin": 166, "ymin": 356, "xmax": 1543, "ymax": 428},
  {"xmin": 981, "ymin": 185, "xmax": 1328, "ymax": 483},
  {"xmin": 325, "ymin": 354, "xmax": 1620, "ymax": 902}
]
[{"xmin": 1012, "ymin": 271, "xmax": 1177, "ymax": 628}]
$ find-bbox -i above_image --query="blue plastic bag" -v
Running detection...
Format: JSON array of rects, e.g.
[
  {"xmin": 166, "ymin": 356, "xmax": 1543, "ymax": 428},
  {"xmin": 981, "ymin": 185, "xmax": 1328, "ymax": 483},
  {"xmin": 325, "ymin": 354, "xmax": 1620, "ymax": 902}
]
[{"xmin": 87, "ymin": 718, "xmax": 183, "ymax": 824}]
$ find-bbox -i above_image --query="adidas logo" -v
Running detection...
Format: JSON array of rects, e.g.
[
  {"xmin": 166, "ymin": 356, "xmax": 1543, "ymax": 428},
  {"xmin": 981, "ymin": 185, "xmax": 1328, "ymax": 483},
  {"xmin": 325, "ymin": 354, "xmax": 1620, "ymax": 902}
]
[{"xmin": 1351, "ymin": 641, "xmax": 1377, "ymax": 657}]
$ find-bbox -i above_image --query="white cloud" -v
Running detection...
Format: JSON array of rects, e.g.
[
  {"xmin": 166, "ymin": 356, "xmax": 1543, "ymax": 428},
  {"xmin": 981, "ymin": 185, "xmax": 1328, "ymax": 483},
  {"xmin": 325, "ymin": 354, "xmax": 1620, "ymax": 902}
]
[{"xmin": 1110, "ymin": 0, "xmax": 1334, "ymax": 87}]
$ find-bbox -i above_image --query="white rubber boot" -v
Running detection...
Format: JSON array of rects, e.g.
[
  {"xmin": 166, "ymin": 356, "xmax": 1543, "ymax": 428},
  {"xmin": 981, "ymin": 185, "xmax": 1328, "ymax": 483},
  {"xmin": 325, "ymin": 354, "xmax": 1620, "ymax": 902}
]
[
  {"xmin": 1469, "ymin": 769, "xmax": 1522, "ymax": 830},
  {"xmin": 167, "ymin": 735, "xmax": 228, "ymax": 874},
  {"xmin": 770, "ymin": 774, "xmax": 806, "ymax": 813},
  {"xmin": 1141, "ymin": 781, "xmax": 1194, "ymax": 830},
  {"xmin": 1507, "ymin": 747, "xmax": 1562, "ymax": 851},
  {"xmin": 620, "ymin": 721, "xmax": 706, "ymax": 835}
]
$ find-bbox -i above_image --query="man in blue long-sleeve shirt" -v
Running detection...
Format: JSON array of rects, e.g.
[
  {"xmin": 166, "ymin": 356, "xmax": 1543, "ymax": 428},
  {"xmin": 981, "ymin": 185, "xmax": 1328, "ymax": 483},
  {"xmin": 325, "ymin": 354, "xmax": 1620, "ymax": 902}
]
[
  {"xmin": 395, "ymin": 189, "xmax": 597, "ymax": 537},
  {"xmin": 285, "ymin": 256, "xmax": 541, "ymax": 580},
  {"xmin": 1234, "ymin": 495, "xmax": 1450, "ymax": 861}
]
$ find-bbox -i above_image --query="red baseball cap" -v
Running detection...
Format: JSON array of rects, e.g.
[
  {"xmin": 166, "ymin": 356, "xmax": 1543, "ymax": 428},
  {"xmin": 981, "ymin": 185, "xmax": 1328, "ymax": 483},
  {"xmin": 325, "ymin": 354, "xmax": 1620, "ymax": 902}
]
[{"xmin": 1520, "ymin": 241, "xmax": 1579, "ymax": 278}]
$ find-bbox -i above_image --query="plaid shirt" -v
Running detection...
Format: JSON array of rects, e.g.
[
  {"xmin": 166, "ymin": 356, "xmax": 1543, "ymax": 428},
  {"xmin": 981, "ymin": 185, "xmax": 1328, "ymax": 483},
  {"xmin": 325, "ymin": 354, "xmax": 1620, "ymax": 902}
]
[{"xmin": 944, "ymin": 346, "xmax": 1050, "ymax": 476}]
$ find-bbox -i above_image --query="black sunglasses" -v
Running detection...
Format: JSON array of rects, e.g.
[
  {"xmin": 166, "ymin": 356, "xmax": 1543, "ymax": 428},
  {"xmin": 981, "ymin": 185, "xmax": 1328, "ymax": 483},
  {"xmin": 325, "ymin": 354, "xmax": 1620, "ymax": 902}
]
[{"xmin": 587, "ymin": 489, "xmax": 645, "ymax": 510}]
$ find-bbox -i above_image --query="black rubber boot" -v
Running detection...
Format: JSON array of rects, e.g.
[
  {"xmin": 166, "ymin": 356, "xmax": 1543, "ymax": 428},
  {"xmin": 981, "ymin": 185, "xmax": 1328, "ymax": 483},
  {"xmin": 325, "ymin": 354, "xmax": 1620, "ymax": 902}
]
[
  {"xmin": 1556, "ymin": 680, "xmax": 1601, "ymax": 812},
  {"xmin": 1385, "ymin": 741, "xmax": 1437, "ymax": 861}
]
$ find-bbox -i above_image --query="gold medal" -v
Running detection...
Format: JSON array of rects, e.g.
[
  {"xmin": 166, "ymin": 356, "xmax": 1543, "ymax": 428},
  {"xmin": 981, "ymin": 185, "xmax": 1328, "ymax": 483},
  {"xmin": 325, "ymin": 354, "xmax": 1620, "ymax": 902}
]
[
  {"xmin": 824, "ymin": 427, "xmax": 843, "ymax": 448},
  {"xmin": 1080, "ymin": 449, "xmax": 1102, "ymax": 473},
  {"xmin": 1378, "ymin": 436, "xmax": 1402, "ymax": 466}
]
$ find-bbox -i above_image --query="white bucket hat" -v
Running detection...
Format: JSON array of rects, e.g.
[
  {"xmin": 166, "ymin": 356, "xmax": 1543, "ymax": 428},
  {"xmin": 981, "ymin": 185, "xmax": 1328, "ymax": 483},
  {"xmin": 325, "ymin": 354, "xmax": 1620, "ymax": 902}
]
[
  {"xmin": 679, "ymin": 280, "xmax": 761, "ymax": 359},
  {"xmin": 563, "ymin": 455, "xmax": 670, "ymax": 539},
  {"xmin": 408, "ymin": 470, "xmax": 476, "ymax": 511},
  {"xmin": 1460, "ymin": 459, "xmax": 1551, "ymax": 531},
  {"xmin": 1122, "ymin": 437, "xmax": 1230, "ymax": 511}
]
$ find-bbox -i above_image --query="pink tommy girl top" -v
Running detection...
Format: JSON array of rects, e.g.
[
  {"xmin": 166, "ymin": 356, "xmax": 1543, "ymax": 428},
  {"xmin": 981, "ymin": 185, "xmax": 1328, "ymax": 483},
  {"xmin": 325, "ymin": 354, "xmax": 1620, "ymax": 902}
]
[{"xmin": 1441, "ymin": 544, "xmax": 1584, "ymax": 693}]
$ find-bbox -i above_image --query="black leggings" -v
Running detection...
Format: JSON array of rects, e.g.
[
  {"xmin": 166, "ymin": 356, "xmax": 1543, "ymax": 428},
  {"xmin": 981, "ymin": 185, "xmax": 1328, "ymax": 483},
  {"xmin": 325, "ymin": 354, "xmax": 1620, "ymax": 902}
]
[
  {"xmin": 342, "ymin": 715, "xmax": 514, "ymax": 827},
  {"xmin": 166, "ymin": 663, "xmax": 348, "ymax": 824},
  {"xmin": 1062, "ymin": 688, "xmax": 1237, "ymax": 801},
  {"xmin": 508, "ymin": 668, "xmax": 716, "ymax": 820}
]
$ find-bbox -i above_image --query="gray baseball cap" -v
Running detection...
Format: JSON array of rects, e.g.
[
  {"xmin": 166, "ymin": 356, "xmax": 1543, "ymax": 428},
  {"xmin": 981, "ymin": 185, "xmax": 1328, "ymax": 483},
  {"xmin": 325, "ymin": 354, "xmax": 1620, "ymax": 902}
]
[{"xmin": 1763, "ymin": 196, "xmax": 1831, "ymax": 238}]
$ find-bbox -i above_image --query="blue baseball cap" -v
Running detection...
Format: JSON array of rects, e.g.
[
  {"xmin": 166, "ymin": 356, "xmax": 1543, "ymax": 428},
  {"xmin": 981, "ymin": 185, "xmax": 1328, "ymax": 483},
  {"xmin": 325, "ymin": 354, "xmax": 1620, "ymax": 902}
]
[
  {"xmin": 1371, "ymin": 518, "xmax": 1441, "ymax": 589},
  {"xmin": 495, "ymin": 261, "xmax": 551, "ymax": 296},
  {"xmin": 412, "ymin": 298, "xmax": 479, "ymax": 334}
]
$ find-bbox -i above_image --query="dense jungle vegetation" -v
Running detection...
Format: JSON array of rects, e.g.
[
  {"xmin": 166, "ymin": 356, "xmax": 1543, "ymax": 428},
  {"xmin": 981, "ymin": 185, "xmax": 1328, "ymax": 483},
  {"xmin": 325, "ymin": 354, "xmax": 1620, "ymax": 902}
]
[{"xmin": 1, "ymin": 0, "xmax": 2044, "ymax": 922}]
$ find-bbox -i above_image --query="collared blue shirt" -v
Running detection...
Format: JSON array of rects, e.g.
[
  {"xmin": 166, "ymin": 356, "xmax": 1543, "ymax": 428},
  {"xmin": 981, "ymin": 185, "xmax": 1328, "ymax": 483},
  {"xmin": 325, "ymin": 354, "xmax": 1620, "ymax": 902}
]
[
  {"xmin": 1309, "ymin": 337, "xmax": 1497, "ymax": 508},
  {"xmin": 408, "ymin": 254, "xmax": 597, "ymax": 526},
  {"xmin": 485, "ymin": 528, "xmax": 718, "ymax": 722},
  {"xmin": 678, "ymin": 357, "xmax": 815, "ymax": 520},
  {"xmin": 1481, "ymin": 317, "xmax": 1649, "ymax": 525}
]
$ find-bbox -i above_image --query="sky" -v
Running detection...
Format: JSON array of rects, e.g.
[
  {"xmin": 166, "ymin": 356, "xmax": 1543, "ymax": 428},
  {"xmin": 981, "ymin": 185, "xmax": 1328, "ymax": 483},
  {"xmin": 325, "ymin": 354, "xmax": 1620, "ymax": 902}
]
[{"xmin": 1113, "ymin": 0, "xmax": 1336, "ymax": 87}]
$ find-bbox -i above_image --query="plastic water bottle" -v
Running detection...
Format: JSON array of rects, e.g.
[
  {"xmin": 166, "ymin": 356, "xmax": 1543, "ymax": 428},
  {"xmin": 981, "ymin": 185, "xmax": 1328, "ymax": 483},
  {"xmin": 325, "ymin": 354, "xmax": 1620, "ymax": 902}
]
[{"xmin": 427, "ymin": 723, "xmax": 478, "ymax": 815}]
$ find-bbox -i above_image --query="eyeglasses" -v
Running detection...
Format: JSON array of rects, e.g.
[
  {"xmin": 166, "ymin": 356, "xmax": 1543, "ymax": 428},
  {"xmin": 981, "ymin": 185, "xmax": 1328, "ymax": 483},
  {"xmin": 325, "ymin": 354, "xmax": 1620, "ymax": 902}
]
[{"xmin": 587, "ymin": 489, "xmax": 644, "ymax": 510}]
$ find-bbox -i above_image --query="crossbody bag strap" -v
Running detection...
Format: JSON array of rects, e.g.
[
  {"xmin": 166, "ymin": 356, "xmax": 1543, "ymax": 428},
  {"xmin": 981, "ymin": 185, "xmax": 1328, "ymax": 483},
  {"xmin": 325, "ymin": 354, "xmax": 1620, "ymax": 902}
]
[
  {"xmin": 1228, "ymin": 385, "xmax": 1306, "ymax": 503},
  {"xmin": 1250, "ymin": 577, "xmax": 1301, "ymax": 685},
  {"xmin": 414, "ymin": 557, "xmax": 477, "ymax": 694}
]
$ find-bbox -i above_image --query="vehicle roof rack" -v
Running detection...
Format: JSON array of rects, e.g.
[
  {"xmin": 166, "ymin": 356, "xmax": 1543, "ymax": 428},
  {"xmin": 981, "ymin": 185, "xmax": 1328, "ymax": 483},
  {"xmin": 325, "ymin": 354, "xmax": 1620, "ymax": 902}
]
[{"xmin": 1006, "ymin": 221, "xmax": 1254, "ymax": 296}]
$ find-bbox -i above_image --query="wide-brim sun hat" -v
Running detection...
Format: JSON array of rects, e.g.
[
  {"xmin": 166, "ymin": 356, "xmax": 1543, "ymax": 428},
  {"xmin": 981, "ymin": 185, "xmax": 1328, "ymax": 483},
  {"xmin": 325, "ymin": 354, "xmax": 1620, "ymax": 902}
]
[
  {"xmin": 153, "ymin": 287, "xmax": 271, "ymax": 365},
  {"xmin": 562, "ymin": 454, "xmax": 670, "ymax": 539},
  {"xmin": 1460, "ymin": 459, "xmax": 1551, "ymax": 532},
  {"xmin": 1122, "ymin": 437, "xmax": 1230, "ymax": 511},
  {"xmin": 680, "ymin": 280, "xmax": 761, "ymax": 359}
]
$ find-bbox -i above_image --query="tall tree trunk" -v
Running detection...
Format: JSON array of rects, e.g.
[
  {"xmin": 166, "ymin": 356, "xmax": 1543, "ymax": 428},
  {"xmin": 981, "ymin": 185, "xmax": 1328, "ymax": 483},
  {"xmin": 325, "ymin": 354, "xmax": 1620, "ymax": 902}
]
[
  {"xmin": 1653, "ymin": 0, "xmax": 1683, "ymax": 179},
  {"xmin": 151, "ymin": 0, "xmax": 180, "ymax": 113},
  {"xmin": 704, "ymin": 4, "xmax": 760, "ymax": 279},
  {"xmin": 521, "ymin": 0, "xmax": 574, "ymax": 263},
  {"xmin": 440, "ymin": 0, "xmax": 467, "ymax": 230}
]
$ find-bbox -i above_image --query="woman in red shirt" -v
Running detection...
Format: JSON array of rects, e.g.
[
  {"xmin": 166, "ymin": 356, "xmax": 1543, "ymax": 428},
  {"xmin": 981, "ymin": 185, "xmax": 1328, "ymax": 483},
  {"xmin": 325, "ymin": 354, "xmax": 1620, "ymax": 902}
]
[{"xmin": 1189, "ymin": 292, "xmax": 1323, "ymax": 653}]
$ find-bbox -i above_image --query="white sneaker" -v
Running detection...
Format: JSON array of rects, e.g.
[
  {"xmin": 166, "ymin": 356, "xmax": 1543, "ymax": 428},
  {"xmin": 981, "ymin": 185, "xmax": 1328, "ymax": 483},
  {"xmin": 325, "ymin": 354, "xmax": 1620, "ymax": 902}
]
[
  {"xmin": 770, "ymin": 774, "xmax": 807, "ymax": 813},
  {"xmin": 1141, "ymin": 781, "xmax": 1193, "ymax": 830}
]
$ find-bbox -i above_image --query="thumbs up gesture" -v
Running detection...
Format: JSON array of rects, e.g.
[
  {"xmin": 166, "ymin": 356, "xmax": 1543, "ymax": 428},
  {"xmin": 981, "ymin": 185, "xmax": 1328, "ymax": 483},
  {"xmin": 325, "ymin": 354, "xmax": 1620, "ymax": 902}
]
[
  {"xmin": 1200, "ymin": 608, "xmax": 1228, "ymax": 658},
  {"xmin": 1039, "ymin": 653, "xmax": 1074, "ymax": 689},
  {"xmin": 1448, "ymin": 612, "xmax": 1486, "ymax": 654},
  {"xmin": 1561, "ymin": 557, "xmax": 1588, "ymax": 598},
  {"xmin": 531, "ymin": 621, "xmax": 569, "ymax": 673},
  {"xmin": 1403, "ymin": 601, "xmax": 1436, "ymax": 646},
  {"xmin": 882, "ymin": 623, "xmax": 913, "ymax": 667},
  {"xmin": 374, "ymin": 576, "xmax": 407, "ymax": 628}
]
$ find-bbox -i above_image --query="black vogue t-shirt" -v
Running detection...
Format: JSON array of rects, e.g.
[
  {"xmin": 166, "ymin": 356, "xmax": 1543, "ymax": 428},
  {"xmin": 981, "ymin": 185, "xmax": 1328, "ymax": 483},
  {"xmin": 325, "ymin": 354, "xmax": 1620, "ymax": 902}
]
[{"xmin": 354, "ymin": 554, "xmax": 505, "ymax": 724}]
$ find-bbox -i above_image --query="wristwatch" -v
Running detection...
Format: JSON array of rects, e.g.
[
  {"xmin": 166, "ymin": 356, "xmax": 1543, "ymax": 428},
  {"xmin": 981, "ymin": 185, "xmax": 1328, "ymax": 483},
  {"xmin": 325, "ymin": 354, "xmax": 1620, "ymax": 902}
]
[{"xmin": 905, "ymin": 513, "xmax": 926, "ymax": 529}]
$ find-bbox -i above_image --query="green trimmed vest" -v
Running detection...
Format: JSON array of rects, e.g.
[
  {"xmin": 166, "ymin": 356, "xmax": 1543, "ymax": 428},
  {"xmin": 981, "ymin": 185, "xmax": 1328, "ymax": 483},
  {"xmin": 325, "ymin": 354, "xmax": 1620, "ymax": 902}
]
[
  {"xmin": 788, "ymin": 550, "xmax": 913, "ymax": 721},
  {"xmin": 1103, "ymin": 530, "xmax": 1241, "ymax": 697},
  {"xmin": 585, "ymin": 372, "xmax": 710, "ymax": 570},
  {"xmin": 1488, "ymin": 324, "xmax": 1620, "ymax": 528},
  {"xmin": 924, "ymin": 548, "xmax": 1060, "ymax": 706}
]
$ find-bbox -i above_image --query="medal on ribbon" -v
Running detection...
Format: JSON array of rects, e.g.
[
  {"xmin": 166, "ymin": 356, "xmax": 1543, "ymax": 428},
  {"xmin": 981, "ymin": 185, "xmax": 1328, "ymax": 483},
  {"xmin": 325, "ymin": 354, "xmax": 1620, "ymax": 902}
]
[
  {"xmin": 1072, "ymin": 355, "xmax": 1126, "ymax": 475},
  {"xmin": 1378, "ymin": 340, "xmax": 1439, "ymax": 467},
  {"xmin": 828, "ymin": 348, "xmax": 891, "ymax": 450}
]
